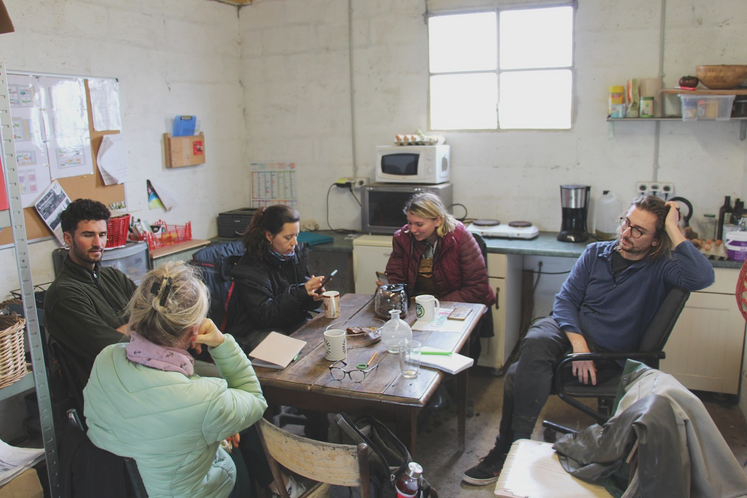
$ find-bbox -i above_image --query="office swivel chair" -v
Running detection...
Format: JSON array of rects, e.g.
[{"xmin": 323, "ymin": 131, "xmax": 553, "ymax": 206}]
[{"xmin": 543, "ymin": 286, "xmax": 689, "ymax": 434}]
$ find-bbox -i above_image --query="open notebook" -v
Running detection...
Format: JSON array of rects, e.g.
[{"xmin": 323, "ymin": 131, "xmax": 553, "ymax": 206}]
[
  {"xmin": 248, "ymin": 332, "xmax": 306, "ymax": 369},
  {"xmin": 419, "ymin": 347, "xmax": 473, "ymax": 375}
]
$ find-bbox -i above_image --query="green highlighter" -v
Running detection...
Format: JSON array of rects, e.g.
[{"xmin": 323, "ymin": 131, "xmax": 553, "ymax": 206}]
[{"xmin": 421, "ymin": 351, "xmax": 452, "ymax": 356}]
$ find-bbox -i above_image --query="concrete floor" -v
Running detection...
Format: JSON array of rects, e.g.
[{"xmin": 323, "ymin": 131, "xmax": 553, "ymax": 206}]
[{"xmin": 413, "ymin": 367, "xmax": 747, "ymax": 497}]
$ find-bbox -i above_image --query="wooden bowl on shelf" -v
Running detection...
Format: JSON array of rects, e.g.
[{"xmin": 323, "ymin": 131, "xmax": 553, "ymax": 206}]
[{"xmin": 696, "ymin": 65, "xmax": 747, "ymax": 90}]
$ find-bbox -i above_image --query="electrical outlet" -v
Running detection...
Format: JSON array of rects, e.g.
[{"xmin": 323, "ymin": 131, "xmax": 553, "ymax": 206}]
[
  {"xmin": 635, "ymin": 181, "xmax": 675, "ymax": 200},
  {"xmin": 335, "ymin": 177, "xmax": 369, "ymax": 188}
]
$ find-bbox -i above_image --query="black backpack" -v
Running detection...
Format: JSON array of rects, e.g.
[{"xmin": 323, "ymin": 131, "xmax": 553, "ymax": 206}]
[
  {"xmin": 329, "ymin": 413, "xmax": 435, "ymax": 498},
  {"xmin": 190, "ymin": 241, "xmax": 244, "ymax": 331}
]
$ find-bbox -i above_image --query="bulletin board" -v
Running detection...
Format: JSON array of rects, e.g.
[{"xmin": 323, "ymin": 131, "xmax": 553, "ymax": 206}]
[{"xmin": 0, "ymin": 75, "xmax": 124, "ymax": 245}]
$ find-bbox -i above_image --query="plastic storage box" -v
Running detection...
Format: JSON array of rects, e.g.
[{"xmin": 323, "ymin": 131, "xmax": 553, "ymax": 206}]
[
  {"xmin": 53, "ymin": 241, "xmax": 150, "ymax": 284},
  {"xmin": 725, "ymin": 231, "xmax": 747, "ymax": 261},
  {"xmin": 680, "ymin": 94, "xmax": 736, "ymax": 121}
]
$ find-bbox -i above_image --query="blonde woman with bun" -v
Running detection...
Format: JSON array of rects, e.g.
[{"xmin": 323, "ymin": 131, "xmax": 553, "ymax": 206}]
[{"xmin": 83, "ymin": 262, "xmax": 302, "ymax": 498}]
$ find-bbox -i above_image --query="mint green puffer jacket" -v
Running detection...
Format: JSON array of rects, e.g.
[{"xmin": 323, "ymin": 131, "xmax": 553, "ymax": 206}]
[{"xmin": 84, "ymin": 334, "xmax": 267, "ymax": 498}]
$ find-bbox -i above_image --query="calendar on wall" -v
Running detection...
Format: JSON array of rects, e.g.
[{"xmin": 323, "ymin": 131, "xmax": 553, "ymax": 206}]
[{"xmin": 250, "ymin": 161, "xmax": 297, "ymax": 208}]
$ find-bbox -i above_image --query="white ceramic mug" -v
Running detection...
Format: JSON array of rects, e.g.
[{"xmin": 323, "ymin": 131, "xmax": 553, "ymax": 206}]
[
  {"xmin": 415, "ymin": 294, "xmax": 440, "ymax": 322},
  {"xmin": 324, "ymin": 328, "xmax": 347, "ymax": 361},
  {"xmin": 323, "ymin": 290, "xmax": 340, "ymax": 319}
]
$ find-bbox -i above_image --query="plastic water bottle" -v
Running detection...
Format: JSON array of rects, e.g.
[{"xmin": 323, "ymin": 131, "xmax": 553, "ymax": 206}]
[{"xmin": 594, "ymin": 190, "xmax": 622, "ymax": 240}]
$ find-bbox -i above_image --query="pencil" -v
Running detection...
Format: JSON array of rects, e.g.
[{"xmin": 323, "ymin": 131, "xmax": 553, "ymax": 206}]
[{"xmin": 367, "ymin": 351, "xmax": 378, "ymax": 366}]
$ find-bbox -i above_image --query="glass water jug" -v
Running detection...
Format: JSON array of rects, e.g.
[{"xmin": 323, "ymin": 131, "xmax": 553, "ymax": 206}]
[
  {"xmin": 375, "ymin": 283, "xmax": 408, "ymax": 319},
  {"xmin": 380, "ymin": 309, "xmax": 412, "ymax": 354}
]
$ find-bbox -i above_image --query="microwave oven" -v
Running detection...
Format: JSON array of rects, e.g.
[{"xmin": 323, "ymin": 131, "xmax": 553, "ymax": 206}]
[
  {"xmin": 375, "ymin": 145, "xmax": 450, "ymax": 184},
  {"xmin": 361, "ymin": 182, "xmax": 454, "ymax": 235}
]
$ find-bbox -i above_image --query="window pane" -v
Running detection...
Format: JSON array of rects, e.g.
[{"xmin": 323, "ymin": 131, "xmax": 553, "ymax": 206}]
[
  {"xmin": 429, "ymin": 12, "xmax": 497, "ymax": 73},
  {"xmin": 500, "ymin": 6, "xmax": 573, "ymax": 70},
  {"xmin": 431, "ymin": 73, "xmax": 498, "ymax": 130},
  {"xmin": 499, "ymin": 70, "xmax": 572, "ymax": 129}
]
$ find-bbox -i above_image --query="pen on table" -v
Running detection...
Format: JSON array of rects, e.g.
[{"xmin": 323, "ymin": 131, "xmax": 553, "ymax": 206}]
[
  {"xmin": 293, "ymin": 352, "xmax": 300, "ymax": 361},
  {"xmin": 421, "ymin": 351, "xmax": 452, "ymax": 356}
]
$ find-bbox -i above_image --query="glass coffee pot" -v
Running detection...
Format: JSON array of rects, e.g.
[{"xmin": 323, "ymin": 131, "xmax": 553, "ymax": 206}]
[{"xmin": 375, "ymin": 283, "xmax": 408, "ymax": 319}]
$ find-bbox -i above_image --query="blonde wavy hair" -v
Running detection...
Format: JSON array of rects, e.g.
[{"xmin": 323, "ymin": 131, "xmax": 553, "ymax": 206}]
[
  {"xmin": 404, "ymin": 192, "xmax": 457, "ymax": 237},
  {"xmin": 126, "ymin": 261, "xmax": 209, "ymax": 347}
]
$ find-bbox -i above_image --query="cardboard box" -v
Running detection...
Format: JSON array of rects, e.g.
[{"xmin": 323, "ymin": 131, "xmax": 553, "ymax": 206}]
[{"xmin": 0, "ymin": 469, "xmax": 43, "ymax": 498}]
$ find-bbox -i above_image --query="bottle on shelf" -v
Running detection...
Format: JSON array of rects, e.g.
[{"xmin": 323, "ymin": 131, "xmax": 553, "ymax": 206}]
[
  {"xmin": 395, "ymin": 462, "xmax": 423, "ymax": 498},
  {"xmin": 730, "ymin": 199, "xmax": 743, "ymax": 225},
  {"xmin": 718, "ymin": 196, "xmax": 733, "ymax": 241},
  {"xmin": 739, "ymin": 214, "xmax": 747, "ymax": 232}
]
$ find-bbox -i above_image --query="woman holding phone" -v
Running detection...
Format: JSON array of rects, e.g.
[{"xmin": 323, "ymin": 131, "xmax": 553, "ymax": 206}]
[{"xmin": 226, "ymin": 204, "xmax": 327, "ymax": 352}]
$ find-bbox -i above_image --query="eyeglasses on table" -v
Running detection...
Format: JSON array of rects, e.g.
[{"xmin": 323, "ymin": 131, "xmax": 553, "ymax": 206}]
[{"xmin": 329, "ymin": 360, "xmax": 379, "ymax": 383}]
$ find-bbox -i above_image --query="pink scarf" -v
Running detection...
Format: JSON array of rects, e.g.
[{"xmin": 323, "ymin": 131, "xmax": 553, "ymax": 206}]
[{"xmin": 126, "ymin": 331, "xmax": 195, "ymax": 377}]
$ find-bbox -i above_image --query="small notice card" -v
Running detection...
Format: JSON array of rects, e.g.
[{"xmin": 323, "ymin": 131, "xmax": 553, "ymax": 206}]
[{"xmin": 248, "ymin": 332, "xmax": 306, "ymax": 369}]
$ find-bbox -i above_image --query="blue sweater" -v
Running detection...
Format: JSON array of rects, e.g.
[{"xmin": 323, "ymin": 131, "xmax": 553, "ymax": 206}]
[{"xmin": 552, "ymin": 240, "xmax": 714, "ymax": 352}]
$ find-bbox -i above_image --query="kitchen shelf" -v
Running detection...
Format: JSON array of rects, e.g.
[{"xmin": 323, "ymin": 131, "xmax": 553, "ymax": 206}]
[
  {"xmin": 607, "ymin": 116, "xmax": 747, "ymax": 141},
  {"xmin": 660, "ymin": 88, "xmax": 747, "ymax": 95}
]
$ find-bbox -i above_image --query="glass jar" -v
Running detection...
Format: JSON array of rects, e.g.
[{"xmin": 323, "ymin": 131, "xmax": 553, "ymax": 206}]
[{"xmin": 380, "ymin": 309, "xmax": 412, "ymax": 354}]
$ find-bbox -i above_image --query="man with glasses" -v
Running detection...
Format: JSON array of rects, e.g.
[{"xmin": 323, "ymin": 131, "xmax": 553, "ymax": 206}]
[{"xmin": 463, "ymin": 195, "xmax": 714, "ymax": 486}]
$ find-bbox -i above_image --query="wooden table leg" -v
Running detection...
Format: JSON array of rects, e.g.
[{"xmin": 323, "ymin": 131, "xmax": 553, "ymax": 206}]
[
  {"xmin": 395, "ymin": 408, "xmax": 419, "ymax": 459},
  {"xmin": 457, "ymin": 369, "xmax": 468, "ymax": 452}
]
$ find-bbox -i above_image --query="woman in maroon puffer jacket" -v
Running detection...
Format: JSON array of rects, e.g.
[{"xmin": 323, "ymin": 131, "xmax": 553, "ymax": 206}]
[{"xmin": 384, "ymin": 193, "xmax": 496, "ymax": 308}]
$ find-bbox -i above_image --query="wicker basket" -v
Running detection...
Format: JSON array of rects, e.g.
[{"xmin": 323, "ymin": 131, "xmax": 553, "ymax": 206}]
[{"xmin": 0, "ymin": 311, "xmax": 27, "ymax": 389}]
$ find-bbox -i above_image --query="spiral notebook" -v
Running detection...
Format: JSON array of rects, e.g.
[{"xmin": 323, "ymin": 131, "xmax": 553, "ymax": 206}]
[{"xmin": 419, "ymin": 347, "xmax": 473, "ymax": 375}]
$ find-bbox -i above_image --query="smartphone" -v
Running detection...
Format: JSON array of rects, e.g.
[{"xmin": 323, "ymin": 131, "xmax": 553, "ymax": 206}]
[
  {"xmin": 376, "ymin": 271, "xmax": 390, "ymax": 285},
  {"xmin": 316, "ymin": 269, "xmax": 338, "ymax": 294},
  {"xmin": 447, "ymin": 307, "xmax": 472, "ymax": 321}
]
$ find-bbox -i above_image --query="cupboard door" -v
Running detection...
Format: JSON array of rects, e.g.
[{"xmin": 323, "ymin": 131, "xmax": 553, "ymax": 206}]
[
  {"xmin": 661, "ymin": 291, "xmax": 745, "ymax": 395},
  {"xmin": 478, "ymin": 254, "xmax": 522, "ymax": 371}
]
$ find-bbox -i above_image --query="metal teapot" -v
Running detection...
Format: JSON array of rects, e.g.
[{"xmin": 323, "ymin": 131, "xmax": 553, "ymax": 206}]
[{"xmin": 374, "ymin": 283, "xmax": 408, "ymax": 319}]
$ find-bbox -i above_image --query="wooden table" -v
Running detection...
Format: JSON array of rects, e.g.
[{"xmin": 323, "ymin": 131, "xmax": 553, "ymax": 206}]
[{"xmin": 254, "ymin": 294, "xmax": 486, "ymax": 455}]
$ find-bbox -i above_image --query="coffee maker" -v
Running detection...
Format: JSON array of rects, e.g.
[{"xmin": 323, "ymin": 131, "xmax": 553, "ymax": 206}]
[{"xmin": 558, "ymin": 185, "xmax": 591, "ymax": 242}]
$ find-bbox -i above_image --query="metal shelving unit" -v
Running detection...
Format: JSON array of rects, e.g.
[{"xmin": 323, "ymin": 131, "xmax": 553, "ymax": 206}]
[{"xmin": 0, "ymin": 61, "xmax": 60, "ymax": 495}]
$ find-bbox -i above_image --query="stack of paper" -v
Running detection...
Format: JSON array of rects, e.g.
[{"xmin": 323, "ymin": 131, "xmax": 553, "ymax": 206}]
[
  {"xmin": 0, "ymin": 438, "xmax": 44, "ymax": 486},
  {"xmin": 248, "ymin": 332, "xmax": 306, "ymax": 369},
  {"xmin": 419, "ymin": 347, "xmax": 473, "ymax": 375}
]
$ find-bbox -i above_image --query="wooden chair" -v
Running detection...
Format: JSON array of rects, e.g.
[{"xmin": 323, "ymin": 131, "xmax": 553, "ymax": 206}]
[{"xmin": 256, "ymin": 418, "xmax": 371, "ymax": 498}]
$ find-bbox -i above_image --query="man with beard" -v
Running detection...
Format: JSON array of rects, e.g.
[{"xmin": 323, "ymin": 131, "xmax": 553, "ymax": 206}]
[
  {"xmin": 45, "ymin": 199, "xmax": 137, "ymax": 393},
  {"xmin": 462, "ymin": 195, "xmax": 715, "ymax": 486}
]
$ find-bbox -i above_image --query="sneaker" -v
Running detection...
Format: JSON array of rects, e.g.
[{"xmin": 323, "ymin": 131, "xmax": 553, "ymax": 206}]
[{"xmin": 462, "ymin": 446, "xmax": 507, "ymax": 486}]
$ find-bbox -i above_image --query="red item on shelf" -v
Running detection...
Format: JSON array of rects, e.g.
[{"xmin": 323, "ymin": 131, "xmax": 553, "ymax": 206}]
[
  {"xmin": 106, "ymin": 215, "xmax": 131, "ymax": 249},
  {"xmin": 140, "ymin": 221, "xmax": 192, "ymax": 251}
]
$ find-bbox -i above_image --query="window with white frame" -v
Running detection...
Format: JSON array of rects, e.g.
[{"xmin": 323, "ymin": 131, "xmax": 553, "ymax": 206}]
[{"xmin": 428, "ymin": 5, "xmax": 574, "ymax": 130}]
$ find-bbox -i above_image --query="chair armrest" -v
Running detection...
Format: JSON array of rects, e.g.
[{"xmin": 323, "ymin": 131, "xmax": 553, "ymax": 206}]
[{"xmin": 554, "ymin": 351, "xmax": 665, "ymax": 394}]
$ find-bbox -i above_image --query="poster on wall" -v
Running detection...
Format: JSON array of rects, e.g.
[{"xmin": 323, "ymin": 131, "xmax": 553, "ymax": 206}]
[
  {"xmin": 88, "ymin": 78, "xmax": 122, "ymax": 131},
  {"xmin": 34, "ymin": 180, "xmax": 71, "ymax": 246},
  {"xmin": 39, "ymin": 76, "xmax": 93, "ymax": 179},
  {"xmin": 7, "ymin": 74, "xmax": 51, "ymax": 207},
  {"xmin": 250, "ymin": 161, "xmax": 298, "ymax": 209}
]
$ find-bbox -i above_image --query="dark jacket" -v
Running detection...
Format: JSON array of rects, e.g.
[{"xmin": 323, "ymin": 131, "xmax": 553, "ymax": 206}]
[
  {"xmin": 386, "ymin": 222, "xmax": 496, "ymax": 307},
  {"xmin": 44, "ymin": 256, "xmax": 136, "ymax": 389},
  {"xmin": 226, "ymin": 242, "xmax": 319, "ymax": 351}
]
